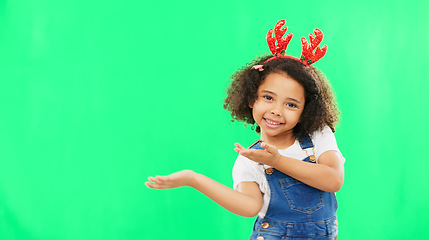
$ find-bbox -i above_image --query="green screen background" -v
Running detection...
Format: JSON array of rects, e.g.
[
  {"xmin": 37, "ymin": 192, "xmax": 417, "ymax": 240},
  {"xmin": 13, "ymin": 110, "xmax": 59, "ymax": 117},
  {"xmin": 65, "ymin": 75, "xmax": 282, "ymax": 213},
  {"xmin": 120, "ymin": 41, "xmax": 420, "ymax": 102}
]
[{"xmin": 1, "ymin": 1, "xmax": 428, "ymax": 239}]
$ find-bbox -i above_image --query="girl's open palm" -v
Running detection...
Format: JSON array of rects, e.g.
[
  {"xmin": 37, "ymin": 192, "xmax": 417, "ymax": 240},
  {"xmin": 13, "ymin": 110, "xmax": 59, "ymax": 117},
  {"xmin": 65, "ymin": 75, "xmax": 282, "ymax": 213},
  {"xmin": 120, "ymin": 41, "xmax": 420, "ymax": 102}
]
[
  {"xmin": 145, "ymin": 170, "xmax": 195, "ymax": 189},
  {"xmin": 234, "ymin": 142, "xmax": 281, "ymax": 166}
]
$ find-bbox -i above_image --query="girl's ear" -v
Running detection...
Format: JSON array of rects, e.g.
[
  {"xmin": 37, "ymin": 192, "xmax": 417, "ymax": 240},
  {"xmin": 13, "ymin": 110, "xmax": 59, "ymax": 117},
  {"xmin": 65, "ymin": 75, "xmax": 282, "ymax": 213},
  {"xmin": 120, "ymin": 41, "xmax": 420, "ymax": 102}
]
[{"xmin": 249, "ymin": 101, "xmax": 254, "ymax": 108}]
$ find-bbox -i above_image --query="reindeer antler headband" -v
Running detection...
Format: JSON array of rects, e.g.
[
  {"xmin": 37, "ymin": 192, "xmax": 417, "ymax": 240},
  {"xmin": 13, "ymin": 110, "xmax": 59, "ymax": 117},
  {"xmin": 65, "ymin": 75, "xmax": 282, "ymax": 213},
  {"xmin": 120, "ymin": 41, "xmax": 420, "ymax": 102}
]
[{"xmin": 264, "ymin": 20, "xmax": 327, "ymax": 66}]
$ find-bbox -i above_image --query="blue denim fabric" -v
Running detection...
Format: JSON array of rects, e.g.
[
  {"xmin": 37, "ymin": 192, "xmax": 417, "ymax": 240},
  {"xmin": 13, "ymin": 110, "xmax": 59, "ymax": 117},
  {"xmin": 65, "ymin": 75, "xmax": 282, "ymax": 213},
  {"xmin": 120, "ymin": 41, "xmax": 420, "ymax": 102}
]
[{"xmin": 249, "ymin": 136, "xmax": 338, "ymax": 240}]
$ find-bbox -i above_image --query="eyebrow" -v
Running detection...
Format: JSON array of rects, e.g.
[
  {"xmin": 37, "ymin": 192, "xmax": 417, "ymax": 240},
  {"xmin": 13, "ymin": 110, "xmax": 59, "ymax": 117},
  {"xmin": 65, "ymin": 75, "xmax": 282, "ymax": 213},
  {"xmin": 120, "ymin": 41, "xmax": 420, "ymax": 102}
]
[{"xmin": 260, "ymin": 90, "xmax": 303, "ymax": 105}]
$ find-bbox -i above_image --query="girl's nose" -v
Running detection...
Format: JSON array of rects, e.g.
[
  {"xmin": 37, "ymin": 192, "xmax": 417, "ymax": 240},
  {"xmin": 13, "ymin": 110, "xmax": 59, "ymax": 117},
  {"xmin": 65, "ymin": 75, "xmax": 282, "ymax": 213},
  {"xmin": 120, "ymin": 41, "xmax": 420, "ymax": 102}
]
[{"xmin": 270, "ymin": 108, "xmax": 281, "ymax": 116}]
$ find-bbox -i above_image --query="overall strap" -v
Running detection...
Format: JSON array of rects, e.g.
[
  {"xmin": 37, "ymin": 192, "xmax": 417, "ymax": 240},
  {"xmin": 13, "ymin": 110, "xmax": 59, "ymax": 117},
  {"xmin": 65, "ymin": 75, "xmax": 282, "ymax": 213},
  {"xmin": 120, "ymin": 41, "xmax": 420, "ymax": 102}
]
[
  {"xmin": 298, "ymin": 134, "xmax": 314, "ymax": 149},
  {"xmin": 298, "ymin": 135, "xmax": 317, "ymax": 163}
]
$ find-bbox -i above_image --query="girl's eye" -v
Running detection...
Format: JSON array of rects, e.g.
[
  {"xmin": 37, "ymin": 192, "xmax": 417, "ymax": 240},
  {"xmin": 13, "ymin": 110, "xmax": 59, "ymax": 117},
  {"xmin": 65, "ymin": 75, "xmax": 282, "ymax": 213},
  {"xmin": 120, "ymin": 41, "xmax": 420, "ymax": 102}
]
[
  {"xmin": 263, "ymin": 95, "xmax": 273, "ymax": 101},
  {"xmin": 286, "ymin": 103, "xmax": 297, "ymax": 108}
]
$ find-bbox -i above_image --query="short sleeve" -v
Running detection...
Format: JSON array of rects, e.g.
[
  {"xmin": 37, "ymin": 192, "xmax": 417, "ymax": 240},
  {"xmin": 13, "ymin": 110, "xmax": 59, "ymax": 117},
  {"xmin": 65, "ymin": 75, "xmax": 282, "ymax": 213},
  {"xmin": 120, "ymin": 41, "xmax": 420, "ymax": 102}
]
[
  {"xmin": 232, "ymin": 155, "xmax": 259, "ymax": 190},
  {"xmin": 312, "ymin": 126, "xmax": 345, "ymax": 163}
]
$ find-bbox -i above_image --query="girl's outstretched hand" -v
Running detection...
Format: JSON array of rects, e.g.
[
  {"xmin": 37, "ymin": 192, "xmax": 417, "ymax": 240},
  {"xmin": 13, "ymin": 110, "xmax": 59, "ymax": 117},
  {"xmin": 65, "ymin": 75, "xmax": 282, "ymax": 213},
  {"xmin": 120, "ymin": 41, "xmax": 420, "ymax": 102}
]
[
  {"xmin": 234, "ymin": 142, "xmax": 281, "ymax": 167},
  {"xmin": 145, "ymin": 170, "xmax": 196, "ymax": 189}
]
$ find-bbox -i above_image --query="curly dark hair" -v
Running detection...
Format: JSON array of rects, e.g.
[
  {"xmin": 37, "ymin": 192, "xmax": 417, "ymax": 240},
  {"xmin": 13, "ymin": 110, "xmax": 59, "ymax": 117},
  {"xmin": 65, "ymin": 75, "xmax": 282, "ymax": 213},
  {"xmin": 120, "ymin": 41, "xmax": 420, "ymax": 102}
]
[{"xmin": 223, "ymin": 55, "xmax": 339, "ymax": 137}]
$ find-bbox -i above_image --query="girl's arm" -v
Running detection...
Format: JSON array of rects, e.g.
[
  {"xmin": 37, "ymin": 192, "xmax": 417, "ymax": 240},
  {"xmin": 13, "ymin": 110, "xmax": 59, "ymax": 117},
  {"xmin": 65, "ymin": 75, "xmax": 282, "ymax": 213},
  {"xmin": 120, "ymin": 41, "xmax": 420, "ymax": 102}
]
[
  {"xmin": 235, "ymin": 143, "xmax": 344, "ymax": 193},
  {"xmin": 145, "ymin": 170, "xmax": 263, "ymax": 217}
]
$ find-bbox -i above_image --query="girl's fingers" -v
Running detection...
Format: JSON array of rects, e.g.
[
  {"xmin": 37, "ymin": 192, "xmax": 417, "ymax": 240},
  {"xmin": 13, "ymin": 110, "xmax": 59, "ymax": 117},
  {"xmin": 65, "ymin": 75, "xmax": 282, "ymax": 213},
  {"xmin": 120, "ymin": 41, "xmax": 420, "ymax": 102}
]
[
  {"xmin": 156, "ymin": 176, "xmax": 171, "ymax": 185},
  {"xmin": 234, "ymin": 143, "xmax": 246, "ymax": 150},
  {"xmin": 146, "ymin": 182, "xmax": 167, "ymax": 189},
  {"xmin": 238, "ymin": 149, "xmax": 251, "ymax": 158},
  {"xmin": 147, "ymin": 176, "xmax": 167, "ymax": 185},
  {"xmin": 148, "ymin": 176, "xmax": 162, "ymax": 184},
  {"xmin": 261, "ymin": 142, "xmax": 275, "ymax": 153},
  {"xmin": 145, "ymin": 181, "xmax": 156, "ymax": 188},
  {"xmin": 234, "ymin": 142, "xmax": 248, "ymax": 154},
  {"xmin": 147, "ymin": 174, "xmax": 177, "ymax": 188},
  {"xmin": 146, "ymin": 178, "xmax": 168, "ymax": 189}
]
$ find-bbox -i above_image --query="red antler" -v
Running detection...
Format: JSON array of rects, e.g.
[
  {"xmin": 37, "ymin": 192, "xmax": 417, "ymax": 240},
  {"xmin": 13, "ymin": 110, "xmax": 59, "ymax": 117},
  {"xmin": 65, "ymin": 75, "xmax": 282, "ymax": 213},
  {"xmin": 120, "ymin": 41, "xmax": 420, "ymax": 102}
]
[
  {"xmin": 300, "ymin": 28, "xmax": 327, "ymax": 65},
  {"xmin": 266, "ymin": 20, "xmax": 293, "ymax": 57}
]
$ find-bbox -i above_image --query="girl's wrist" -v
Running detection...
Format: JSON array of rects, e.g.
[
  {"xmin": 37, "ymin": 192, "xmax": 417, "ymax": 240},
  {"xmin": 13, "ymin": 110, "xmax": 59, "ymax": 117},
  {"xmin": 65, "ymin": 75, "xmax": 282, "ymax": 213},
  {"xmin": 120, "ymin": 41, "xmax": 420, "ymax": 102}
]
[
  {"xmin": 270, "ymin": 155, "xmax": 282, "ymax": 168},
  {"xmin": 186, "ymin": 170, "xmax": 199, "ymax": 188}
]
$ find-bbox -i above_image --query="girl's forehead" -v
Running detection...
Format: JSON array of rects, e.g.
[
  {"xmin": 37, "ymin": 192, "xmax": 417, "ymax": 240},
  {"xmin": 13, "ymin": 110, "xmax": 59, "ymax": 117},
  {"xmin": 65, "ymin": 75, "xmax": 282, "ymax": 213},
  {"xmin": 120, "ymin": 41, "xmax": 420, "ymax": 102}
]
[
  {"xmin": 259, "ymin": 72, "xmax": 304, "ymax": 95},
  {"xmin": 261, "ymin": 72, "xmax": 301, "ymax": 87}
]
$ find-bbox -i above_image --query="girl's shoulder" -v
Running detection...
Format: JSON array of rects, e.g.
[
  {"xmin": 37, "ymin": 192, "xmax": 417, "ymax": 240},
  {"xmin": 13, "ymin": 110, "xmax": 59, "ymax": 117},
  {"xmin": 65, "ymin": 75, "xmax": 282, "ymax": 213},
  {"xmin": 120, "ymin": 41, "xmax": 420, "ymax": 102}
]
[
  {"xmin": 233, "ymin": 153, "xmax": 260, "ymax": 173},
  {"xmin": 310, "ymin": 126, "xmax": 344, "ymax": 162},
  {"xmin": 310, "ymin": 126, "xmax": 336, "ymax": 143}
]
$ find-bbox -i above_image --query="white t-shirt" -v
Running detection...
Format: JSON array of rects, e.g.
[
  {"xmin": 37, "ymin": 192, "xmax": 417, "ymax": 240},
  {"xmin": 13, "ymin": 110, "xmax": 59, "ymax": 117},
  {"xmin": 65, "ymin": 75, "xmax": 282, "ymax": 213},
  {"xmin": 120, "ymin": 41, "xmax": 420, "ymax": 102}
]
[{"xmin": 232, "ymin": 126, "xmax": 345, "ymax": 218}]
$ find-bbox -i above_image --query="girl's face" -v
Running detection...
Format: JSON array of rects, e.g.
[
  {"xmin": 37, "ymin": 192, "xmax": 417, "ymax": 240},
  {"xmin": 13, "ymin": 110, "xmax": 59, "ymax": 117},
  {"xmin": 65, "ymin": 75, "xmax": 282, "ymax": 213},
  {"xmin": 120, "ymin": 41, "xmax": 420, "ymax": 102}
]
[{"xmin": 250, "ymin": 71, "xmax": 305, "ymax": 147}]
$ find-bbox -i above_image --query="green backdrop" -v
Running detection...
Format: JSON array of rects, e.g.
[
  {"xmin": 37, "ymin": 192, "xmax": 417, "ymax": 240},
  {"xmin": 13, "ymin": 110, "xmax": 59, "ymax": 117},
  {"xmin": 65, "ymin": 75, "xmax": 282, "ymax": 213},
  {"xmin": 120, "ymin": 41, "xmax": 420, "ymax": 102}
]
[{"xmin": 1, "ymin": 0, "xmax": 428, "ymax": 239}]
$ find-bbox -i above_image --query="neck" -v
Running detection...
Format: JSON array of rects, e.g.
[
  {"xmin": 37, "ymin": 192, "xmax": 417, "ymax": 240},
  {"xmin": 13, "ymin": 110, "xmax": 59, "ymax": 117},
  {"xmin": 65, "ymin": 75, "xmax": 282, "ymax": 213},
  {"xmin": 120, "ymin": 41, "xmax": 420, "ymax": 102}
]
[{"xmin": 259, "ymin": 131, "xmax": 296, "ymax": 150}]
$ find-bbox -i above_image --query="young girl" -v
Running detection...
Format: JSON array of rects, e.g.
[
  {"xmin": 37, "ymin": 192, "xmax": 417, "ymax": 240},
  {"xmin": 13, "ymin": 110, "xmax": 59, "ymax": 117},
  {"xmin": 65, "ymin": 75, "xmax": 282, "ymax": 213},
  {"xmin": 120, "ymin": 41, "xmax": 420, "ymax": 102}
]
[{"xmin": 146, "ymin": 20, "xmax": 344, "ymax": 240}]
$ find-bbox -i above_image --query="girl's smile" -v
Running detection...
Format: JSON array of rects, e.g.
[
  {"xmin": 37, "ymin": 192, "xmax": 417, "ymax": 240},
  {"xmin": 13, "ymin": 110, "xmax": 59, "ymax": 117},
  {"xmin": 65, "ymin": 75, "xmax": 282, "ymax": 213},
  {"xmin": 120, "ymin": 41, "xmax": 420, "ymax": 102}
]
[
  {"xmin": 250, "ymin": 71, "xmax": 305, "ymax": 148},
  {"xmin": 263, "ymin": 118, "xmax": 284, "ymax": 127}
]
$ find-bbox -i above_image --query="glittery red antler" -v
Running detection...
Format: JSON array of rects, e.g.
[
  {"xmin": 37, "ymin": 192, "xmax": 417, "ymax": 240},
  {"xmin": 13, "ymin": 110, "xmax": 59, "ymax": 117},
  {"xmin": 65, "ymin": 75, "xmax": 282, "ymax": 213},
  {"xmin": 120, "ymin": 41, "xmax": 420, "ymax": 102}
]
[
  {"xmin": 300, "ymin": 28, "xmax": 327, "ymax": 65},
  {"xmin": 266, "ymin": 20, "xmax": 293, "ymax": 57}
]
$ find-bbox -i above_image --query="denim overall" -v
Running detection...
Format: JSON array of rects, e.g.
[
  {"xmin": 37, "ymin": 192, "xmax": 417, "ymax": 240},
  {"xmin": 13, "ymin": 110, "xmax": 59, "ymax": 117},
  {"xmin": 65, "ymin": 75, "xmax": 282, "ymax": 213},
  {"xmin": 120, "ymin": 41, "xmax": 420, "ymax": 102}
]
[{"xmin": 249, "ymin": 136, "xmax": 338, "ymax": 240}]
